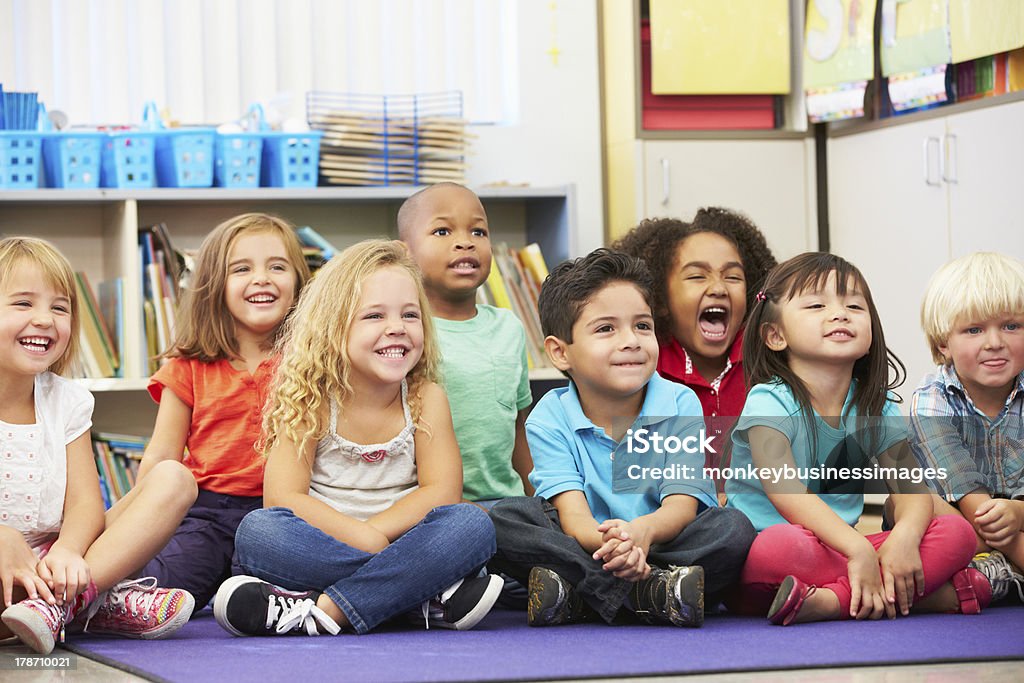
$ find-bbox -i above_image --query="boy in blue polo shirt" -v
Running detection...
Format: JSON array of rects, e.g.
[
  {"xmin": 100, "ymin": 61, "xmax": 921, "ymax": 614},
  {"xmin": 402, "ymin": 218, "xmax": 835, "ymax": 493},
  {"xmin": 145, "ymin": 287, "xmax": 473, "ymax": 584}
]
[{"xmin": 488, "ymin": 249, "xmax": 756, "ymax": 627}]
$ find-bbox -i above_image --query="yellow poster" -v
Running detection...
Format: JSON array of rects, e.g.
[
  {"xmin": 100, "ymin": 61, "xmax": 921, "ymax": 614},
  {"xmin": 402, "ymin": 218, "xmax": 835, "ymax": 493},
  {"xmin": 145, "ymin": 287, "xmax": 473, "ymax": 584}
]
[
  {"xmin": 880, "ymin": 0, "xmax": 952, "ymax": 76},
  {"xmin": 950, "ymin": 0, "xmax": 1024, "ymax": 64},
  {"xmin": 804, "ymin": 0, "xmax": 878, "ymax": 88},
  {"xmin": 649, "ymin": 0, "xmax": 790, "ymax": 95}
]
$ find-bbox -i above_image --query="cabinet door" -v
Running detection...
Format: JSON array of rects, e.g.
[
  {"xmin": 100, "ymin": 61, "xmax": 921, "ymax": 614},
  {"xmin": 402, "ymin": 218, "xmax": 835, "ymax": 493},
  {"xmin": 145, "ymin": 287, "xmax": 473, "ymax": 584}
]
[
  {"xmin": 641, "ymin": 139, "xmax": 815, "ymax": 259},
  {"xmin": 947, "ymin": 100, "xmax": 1024, "ymax": 261},
  {"xmin": 828, "ymin": 118, "xmax": 950, "ymax": 403}
]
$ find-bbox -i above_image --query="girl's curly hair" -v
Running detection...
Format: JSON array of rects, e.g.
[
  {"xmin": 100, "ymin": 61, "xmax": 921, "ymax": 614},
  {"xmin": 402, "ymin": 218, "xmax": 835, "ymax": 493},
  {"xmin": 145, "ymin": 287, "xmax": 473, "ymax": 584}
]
[
  {"xmin": 612, "ymin": 207, "xmax": 777, "ymax": 342},
  {"xmin": 260, "ymin": 240, "xmax": 441, "ymax": 458}
]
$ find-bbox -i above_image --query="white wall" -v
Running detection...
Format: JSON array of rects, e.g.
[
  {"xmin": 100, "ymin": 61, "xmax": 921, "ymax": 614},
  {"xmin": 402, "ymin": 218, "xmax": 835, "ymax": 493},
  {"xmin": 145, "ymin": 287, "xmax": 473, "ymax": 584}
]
[{"xmin": 467, "ymin": 0, "xmax": 604, "ymax": 257}]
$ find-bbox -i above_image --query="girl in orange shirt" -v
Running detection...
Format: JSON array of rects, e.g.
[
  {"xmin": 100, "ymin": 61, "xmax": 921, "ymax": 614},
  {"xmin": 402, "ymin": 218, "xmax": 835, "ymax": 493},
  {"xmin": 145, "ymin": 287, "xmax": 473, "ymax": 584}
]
[{"xmin": 138, "ymin": 213, "xmax": 310, "ymax": 610}]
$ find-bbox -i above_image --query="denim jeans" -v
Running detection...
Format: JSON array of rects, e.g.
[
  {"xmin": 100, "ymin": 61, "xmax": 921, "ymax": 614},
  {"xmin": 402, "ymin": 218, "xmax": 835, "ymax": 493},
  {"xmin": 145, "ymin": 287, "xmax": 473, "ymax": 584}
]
[
  {"xmin": 234, "ymin": 503, "xmax": 496, "ymax": 634},
  {"xmin": 488, "ymin": 496, "xmax": 757, "ymax": 623}
]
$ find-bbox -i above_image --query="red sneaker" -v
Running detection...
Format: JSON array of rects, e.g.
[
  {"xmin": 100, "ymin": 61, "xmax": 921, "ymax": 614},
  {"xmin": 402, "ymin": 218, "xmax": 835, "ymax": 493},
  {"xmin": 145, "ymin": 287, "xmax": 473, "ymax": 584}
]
[
  {"xmin": 2, "ymin": 597, "xmax": 74, "ymax": 654},
  {"xmin": 82, "ymin": 577, "xmax": 195, "ymax": 639},
  {"xmin": 952, "ymin": 567, "xmax": 992, "ymax": 615}
]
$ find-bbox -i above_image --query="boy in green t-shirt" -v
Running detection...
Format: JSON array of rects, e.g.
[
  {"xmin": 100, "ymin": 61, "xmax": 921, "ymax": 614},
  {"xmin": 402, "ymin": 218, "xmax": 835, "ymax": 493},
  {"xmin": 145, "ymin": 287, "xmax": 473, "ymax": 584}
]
[{"xmin": 399, "ymin": 183, "xmax": 535, "ymax": 505}]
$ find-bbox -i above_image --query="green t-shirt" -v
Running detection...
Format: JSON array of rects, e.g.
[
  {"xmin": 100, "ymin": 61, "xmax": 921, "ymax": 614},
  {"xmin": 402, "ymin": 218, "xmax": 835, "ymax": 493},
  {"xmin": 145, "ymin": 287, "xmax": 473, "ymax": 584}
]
[{"xmin": 434, "ymin": 305, "xmax": 533, "ymax": 501}]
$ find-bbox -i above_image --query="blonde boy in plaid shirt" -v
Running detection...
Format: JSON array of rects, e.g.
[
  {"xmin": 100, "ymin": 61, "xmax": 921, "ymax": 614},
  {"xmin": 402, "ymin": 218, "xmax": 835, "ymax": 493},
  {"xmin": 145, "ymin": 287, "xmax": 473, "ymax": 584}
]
[{"xmin": 910, "ymin": 252, "xmax": 1024, "ymax": 603}]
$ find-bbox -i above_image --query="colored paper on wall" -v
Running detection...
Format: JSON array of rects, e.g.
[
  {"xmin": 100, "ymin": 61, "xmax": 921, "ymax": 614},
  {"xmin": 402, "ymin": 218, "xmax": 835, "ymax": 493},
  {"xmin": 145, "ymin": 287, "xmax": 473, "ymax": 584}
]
[
  {"xmin": 649, "ymin": 0, "xmax": 791, "ymax": 95},
  {"xmin": 950, "ymin": 0, "xmax": 1024, "ymax": 63},
  {"xmin": 1010, "ymin": 47, "xmax": 1024, "ymax": 91},
  {"xmin": 880, "ymin": 0, "xmax": 952, "ymax": 76},
  {"xmin": 946, "ymin": 0, "xmax": 1019, "ymax": 63},
  {"xmin": 804, "ymin": 0, "xmax": 878, "ymax": 88}
]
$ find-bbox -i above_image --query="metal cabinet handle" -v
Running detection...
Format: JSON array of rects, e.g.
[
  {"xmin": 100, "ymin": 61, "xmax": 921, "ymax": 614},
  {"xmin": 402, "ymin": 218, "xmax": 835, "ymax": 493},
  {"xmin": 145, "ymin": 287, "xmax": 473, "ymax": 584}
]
[
  {"xmin": 660, "ymin": 158, "xmax": 670, "ymax": 206},
  {"xmin": 942, "ymin": 133, "xmax": 958, "ymax": 184},
  {"xmin": 923, "ymin": 137, "xmax": 941, "ymax": 187}
]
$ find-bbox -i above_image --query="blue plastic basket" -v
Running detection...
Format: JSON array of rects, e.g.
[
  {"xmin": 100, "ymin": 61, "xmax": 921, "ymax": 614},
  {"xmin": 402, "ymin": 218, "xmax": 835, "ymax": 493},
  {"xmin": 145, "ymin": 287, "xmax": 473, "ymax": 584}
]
[
  {"xmin": 0, "ymin": 132, "xmax": 43, "ymax": 189},
  {"xmin": 42, "ymin": 132, "xmax": 104, "ymax": 188},
  {"xmin": 154, "ymin": 129, "xmax": 215, "ymax": 187},
  {"xmin": 100, "ymin": 130, "xmax": 158, "ymax": 188},
  {"xmin": 215, "ymin": 133, "xmax": 263, "ymax": 188},
  {"xmin": 261, "ymin": 131, "xmax": 322, "ymax": 187}
]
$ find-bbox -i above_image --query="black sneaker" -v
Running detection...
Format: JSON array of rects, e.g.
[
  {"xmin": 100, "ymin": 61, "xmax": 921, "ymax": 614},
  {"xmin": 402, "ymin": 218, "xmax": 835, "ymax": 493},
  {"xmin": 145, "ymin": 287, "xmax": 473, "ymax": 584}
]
[
  {"xmin": 527, "ymin": 567, "xmax": 595, "ymax": 627},
  {"xmin": 213, "ymin": 576, "xmax": 341, "ymax": 636},
  {"xmin": 416, "ymin": 575, "xmax": 503, "ymax": 631},
  {"xmin": 630, "ymin": 565, "xmax": 704, "ymax": 627}
]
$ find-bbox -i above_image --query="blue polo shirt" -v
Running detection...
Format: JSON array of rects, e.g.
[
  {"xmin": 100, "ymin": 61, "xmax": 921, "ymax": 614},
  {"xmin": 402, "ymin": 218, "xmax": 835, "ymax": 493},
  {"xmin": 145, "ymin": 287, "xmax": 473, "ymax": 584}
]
[{"xmin": 526, "ymin": 373, "xmax": 718, "ymax": 522}]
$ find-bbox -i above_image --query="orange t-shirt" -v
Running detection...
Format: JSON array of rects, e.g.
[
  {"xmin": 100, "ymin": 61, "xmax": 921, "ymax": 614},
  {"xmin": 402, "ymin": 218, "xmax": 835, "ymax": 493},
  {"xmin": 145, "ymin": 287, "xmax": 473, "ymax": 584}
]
[{"xmin": 147, "ymin": 356, "xmax": 277, "ymax": 497}]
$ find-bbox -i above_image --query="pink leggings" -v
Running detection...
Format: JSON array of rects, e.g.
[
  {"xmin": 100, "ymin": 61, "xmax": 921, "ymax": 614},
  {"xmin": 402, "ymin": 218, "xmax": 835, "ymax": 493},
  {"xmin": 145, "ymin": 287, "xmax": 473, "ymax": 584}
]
[{"xmin": 727, "ymin": 516, "xmax": 976, "ymax": 618}]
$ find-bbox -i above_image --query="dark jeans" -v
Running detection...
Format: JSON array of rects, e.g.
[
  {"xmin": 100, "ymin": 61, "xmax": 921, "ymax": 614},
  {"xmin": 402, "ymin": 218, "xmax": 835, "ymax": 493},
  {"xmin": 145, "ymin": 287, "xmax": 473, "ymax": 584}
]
[
  {"xmin": 488, "ymin": 496, "xmax": 756, "ymax": 623},
  {"xmin": 140, "ymin": 488, "xmax": 262, "ymax": 610}
]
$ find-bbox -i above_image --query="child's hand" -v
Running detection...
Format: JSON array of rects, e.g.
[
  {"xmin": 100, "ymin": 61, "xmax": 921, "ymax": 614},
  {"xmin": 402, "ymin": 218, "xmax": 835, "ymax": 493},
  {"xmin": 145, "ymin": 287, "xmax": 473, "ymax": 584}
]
[
  {"xmin": 846, "ymin": 546, "xmax": 886, "ymax": 620},
  {"xmin": 595, "ymin": 520, "xmax": 652, "ymax": 555},
  {"xmin": 975, "ymin": 499, "xmax": 1024, "ymax": 547},
  {"xmin": 592, "ymin": 522, "xmax": 632, "ymax": 566},
  {"xmin": 611, "ymin": 546, "xmax": 651, "ymax": 582},
  {"xmin": 594, "ymin": 520, "xmax": 654, "ymax": 580},
  {"xmin": 37, "ymin": 544, "xmax": 91, "ymax": 606},
  {"xmin": 876, "ymin": 529, "xmax": 925, "ymax": 617},
  {"xmin": 0, "ymin": 526, "xmax": 55, "ymax": 607}
]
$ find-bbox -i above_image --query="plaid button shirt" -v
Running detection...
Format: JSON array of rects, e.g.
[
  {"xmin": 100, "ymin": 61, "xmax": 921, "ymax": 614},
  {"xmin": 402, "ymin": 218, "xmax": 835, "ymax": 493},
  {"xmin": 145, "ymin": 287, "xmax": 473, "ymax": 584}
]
[{"xmin": 909, "ymin": 365, "xmax": 1024, "ymax": 501}]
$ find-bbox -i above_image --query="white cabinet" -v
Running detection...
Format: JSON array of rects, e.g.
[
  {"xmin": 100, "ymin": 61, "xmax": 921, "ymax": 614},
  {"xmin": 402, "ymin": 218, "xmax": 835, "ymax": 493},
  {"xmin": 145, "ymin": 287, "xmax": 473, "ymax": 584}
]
[
  {"xmin": 640, "ymin": 138, "xmax": 817, "ymax": 260},
  {"xmin": 947, "ymin": 101, "xmax": 1024, "ymax": 260},
  {"xmin": 0, "ymin": 186, "xmax": 576, "ymax": 432},
  {"xmin": 828, "ymin": 99, "xmax": 1024, "ymax": 407}
]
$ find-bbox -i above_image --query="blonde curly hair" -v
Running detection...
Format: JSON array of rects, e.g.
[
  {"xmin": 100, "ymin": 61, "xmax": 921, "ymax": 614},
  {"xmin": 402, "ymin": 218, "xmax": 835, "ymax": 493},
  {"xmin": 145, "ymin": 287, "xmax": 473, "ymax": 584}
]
[{"xmin": 261, "ymin": 239, "xmax": 441, "ymax": 457}]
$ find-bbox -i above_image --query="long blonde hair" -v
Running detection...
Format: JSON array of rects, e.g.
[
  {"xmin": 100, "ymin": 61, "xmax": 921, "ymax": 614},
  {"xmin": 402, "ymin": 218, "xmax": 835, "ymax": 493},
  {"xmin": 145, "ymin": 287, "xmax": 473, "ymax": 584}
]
[
  {"xmin": 0, "ymin": 237, "xmax": 80, "ymax": 376},
  {"xmin": 261, "ymin": 240, "xmax": 441, "ymax": 456},
  {"xmin": 166, "ymin": 213, "xmax": 310, "ymax": 361}
]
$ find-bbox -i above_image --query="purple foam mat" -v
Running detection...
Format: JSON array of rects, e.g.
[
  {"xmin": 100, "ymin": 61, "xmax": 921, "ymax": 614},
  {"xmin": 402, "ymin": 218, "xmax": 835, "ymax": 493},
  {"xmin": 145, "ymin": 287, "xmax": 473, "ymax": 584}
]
[{"xmin": 63, "ymin": 607, "xmax": 1024, "ymax": 683}]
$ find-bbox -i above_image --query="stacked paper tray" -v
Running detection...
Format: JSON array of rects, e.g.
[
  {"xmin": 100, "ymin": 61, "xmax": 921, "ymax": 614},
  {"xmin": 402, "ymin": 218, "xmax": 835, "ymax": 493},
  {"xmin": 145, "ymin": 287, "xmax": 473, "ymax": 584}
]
[{"xmin": 306, "ymin": 91, "xmax": 469, "ymax": 186}]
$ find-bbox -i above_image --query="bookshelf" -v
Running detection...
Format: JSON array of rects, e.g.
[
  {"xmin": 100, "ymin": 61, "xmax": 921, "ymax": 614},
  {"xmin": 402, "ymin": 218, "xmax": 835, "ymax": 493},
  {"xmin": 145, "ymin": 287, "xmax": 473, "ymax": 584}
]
[{"xmin": 0, "ymin": 185, "xmax": 576, "ymax": 432}]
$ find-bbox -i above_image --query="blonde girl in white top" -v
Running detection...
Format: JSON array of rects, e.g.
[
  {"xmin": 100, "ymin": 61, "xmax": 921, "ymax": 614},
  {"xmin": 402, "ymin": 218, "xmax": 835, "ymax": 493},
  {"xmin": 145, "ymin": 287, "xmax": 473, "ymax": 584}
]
[{"xmin": 0, "ymin": 237, "xmax": 195, "ymax": 654}]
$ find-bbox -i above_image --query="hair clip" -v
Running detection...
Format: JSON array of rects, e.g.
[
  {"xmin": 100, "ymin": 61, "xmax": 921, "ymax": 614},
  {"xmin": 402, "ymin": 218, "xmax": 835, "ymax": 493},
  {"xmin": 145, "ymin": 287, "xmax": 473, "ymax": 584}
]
[{"xmin": 755, "ymin": 291, "xmax": 767, "ymax": 302}]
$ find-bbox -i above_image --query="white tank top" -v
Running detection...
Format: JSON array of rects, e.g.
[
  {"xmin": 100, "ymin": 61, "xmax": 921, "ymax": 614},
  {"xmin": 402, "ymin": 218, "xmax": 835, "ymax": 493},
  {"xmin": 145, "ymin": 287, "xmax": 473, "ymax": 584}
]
[{"xmin": 308, "ymin": 381, "xmax": 418, "ymax": 522}]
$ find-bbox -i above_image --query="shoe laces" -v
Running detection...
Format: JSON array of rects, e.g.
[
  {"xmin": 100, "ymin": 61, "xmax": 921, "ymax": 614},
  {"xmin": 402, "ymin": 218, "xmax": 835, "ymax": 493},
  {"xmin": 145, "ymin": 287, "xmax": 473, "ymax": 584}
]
[
  {"xmin": 81, "ymin": 577, "xmax": 160, "ymax": 631},
  {"xmin": 417, "ymin": 578, "xmax": 463, "ymax": 630},
  {"xmin": 973, "ymin": 552, "xmax": 1024, "ymax": 602},
  {"xmin": 21, "ymin": 598, "xmax": 72, "ymax": 639},
  {"xmin": 267, "ymin": 595, "xmax": 338, "ymax": 636}
]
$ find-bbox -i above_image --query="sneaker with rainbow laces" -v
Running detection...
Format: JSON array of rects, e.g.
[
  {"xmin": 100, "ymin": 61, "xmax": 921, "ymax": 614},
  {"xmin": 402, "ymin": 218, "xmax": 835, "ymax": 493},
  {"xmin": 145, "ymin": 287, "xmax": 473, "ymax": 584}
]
[
  {"xmin": 2, "ymin": 599, "xmax": 74, "ymax": 654},
  {"xmin": 79, "ymin": 577, "xmax": 195, "ymax": 639},
  {"xmin": 1, "ymin": 582, "xmax": 97, "ymax": 655}
]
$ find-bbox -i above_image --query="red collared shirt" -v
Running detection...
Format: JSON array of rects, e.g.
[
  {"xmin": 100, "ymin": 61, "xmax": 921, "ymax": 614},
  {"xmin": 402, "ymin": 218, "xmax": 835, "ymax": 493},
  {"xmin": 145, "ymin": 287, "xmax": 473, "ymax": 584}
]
[{"xmin": 657, "ymin": 333, "xmax": 747, "ymax": 421}]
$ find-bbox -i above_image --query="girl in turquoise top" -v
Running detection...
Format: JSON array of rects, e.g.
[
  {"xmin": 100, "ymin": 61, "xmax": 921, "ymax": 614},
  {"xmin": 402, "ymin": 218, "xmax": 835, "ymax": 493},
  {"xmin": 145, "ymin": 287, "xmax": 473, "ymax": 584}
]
[{"xmin": 725, "ymin": 253, "xmax": 988, "ymax": 624}]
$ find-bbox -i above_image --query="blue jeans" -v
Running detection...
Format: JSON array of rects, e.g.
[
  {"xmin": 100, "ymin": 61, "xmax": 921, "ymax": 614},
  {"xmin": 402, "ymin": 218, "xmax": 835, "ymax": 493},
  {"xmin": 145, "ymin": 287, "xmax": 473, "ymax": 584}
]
[{"xmin": 234, "ymin": 504, "xmax": 496, "ymax": 634}]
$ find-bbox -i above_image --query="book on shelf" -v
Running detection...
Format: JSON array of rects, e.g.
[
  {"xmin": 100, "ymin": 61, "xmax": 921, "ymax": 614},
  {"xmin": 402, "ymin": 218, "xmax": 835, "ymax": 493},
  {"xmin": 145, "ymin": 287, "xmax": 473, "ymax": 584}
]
[
  {"xmin": 97, "ymin": 278, "xmax": 124, "ymax": 373},
  {"xmin": 76, "ymin": 272, "xmax": 119, "ymax": 373},
  {"xmin": 477, "ymin": 243, "xmax": 553, "ymax": 369},
  {"xmin": 140, "ymin": 225, "xmax": 182, "ymax": 367},
  {"xmin": 73, "ymin": 273, "xmax": 116, "ymax": 378},
  {"xmin": 295, "ymin": 225, "xmax": 338, "ymax": 270},
  {"xmin": 92, "ymin": 433, "xmax": 146, "ymax": 509}
]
